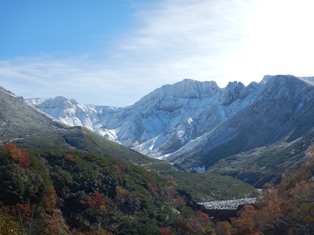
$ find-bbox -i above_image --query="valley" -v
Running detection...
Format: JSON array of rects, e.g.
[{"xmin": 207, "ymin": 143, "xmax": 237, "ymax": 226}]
[{"xmin": 0, "ymin": 75, "xmax": 313, "ymax": 234}]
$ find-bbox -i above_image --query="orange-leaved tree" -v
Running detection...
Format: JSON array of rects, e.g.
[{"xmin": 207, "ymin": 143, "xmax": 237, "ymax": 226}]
[{"xmin": 42, "ymin": 186, "xmax": 57, "ymax": 213}]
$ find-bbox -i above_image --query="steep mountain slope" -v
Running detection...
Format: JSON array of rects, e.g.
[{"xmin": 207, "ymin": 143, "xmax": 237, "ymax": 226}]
[
  {"xmin": 208, "ymin": 129, "xmax": 314, "ymax": 187},
  {"xmin": 0, "ymin": 86, "xmax": 157, "ymax": 165},
  {"xmin": 168, "ymin": 76, "xmax": 314, "ymax": 166},
  {"xmin": 27, "ymin": 79, "xmax": 261, "ymax": 158},
  {"xmin": 0, "ymin": 87, "xmax": 65, "ymax": 149}
]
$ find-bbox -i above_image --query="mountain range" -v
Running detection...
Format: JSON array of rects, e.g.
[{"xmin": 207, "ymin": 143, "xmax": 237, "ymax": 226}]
[
  {"xmin": 0, "ymin": 83, "xmax": 256, "ymax": 201},
  {"xmin": 27, "ymin": 76, "xmax": 314, "ymax": 178},
  {"xmin": 26, "ymin": 78, "xmax": 261, "ymax": 158}
]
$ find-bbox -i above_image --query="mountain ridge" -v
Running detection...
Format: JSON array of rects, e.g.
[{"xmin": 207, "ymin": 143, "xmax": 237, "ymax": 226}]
[
  {"xmin": 169, "ymin": 75, "xmax": 314, "ymax": 160},
  {"xmin": 26, "ymin": 75, "xmax": 314, "ymax": 185},
  {"xmin": 27, "ymin": 77, "xmax": 263, "ymax": 158}
]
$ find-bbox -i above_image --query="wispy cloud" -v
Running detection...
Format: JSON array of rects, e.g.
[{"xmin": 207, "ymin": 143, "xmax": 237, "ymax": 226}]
[
  {"xmin": 1, "ymin": 0, "xmax": 314, "ymax": 106},
  {"xmin": 0, "ymin": 57, "xmax": 130, "ymax": 105}
]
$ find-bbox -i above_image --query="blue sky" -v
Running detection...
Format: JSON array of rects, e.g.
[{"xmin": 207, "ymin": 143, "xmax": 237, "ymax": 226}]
[
  {"xmin": 1, "ymin": 0, "xmax": 314, "ymax": 106},
  {"xmin": 0, "ymin": 0, "xmax": 135, "ymax": 58}
]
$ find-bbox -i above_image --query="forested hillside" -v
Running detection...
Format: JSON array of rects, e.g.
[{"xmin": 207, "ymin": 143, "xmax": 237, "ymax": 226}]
[
  {"xmin": 0, "ymin": 144, "xmax": 216, "ymax": 234},
  {"xmin": 215, "ymin": 146, "xmax": 314, "ymax": 235},
  {"xmin": 1, "ymin": 144, "xmax": 313, "ymax": 235}
]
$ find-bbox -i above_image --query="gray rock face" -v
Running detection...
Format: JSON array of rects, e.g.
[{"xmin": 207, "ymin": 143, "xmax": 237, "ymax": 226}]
[
  {"xmin": 219, "ymin": 81, "xmax": 246, "ymax": 106},
  {"xmin": 168, "ymin": 75, "xmax": 314, "ymax": 170}
]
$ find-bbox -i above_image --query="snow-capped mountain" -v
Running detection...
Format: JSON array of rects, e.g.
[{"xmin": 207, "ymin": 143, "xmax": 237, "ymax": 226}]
[
  {"xmin": 27, "ymin": 78, "xmax": 261, "ymax": 158},
  {"xmin": 26, "ymin": 96, "xmax": 121, "ymax": 141},
  {"xmin": 27, "ymin": 75, "xmax": 314, "ymax": 172},
  {"xmin": 168, "ymin": 75, "xmax": 314, "ymax": 168}
]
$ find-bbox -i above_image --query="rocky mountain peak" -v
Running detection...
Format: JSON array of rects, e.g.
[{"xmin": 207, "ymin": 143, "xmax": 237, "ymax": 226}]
[
  {"xmin": 34, "ymin": 96, "xmax": 74, "ymax": 109},
  {"xmin": 262, "ymin": 74, "xmax": 309, "ymax": 87},
  {"xmin": 261, "ymin": 75, "xmax": 273, "ymax": 84},
  {"xmin": 261, "ymin": 75, "xmax": 309, "ymax": 99},
  {"xmin": 137, "ymin": 79, "xmax": 220, "ymax": 105},
  {"xmin": 176, "ymin": 79, "xmax": 220, "ymax": 98},
  {"xmin": 219, "ymin": 81, "xmax": 246, "ymax": 106}
]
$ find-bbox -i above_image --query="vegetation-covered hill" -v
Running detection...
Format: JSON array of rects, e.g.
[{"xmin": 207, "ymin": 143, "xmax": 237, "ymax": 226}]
[
  {"xmin": 208, "ymin": 128, "xmax": 314, "ymax": 187},
  {"xmin": 216, "ymin": 146, "xmax": 314, "ymax": 235},
  {"xmin": 159, "ymin": 170, "xmax": 256, "ymax": 202},
  {"xmin": 0, "ymin": 144, "xmax": 218, "ymax": 234},
  {"xmin": 1, "ymin": 144, "xmax": 312, "ymax": 235}
]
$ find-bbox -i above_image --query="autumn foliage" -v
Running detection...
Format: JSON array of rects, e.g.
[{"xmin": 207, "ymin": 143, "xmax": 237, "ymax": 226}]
[
  {"xmin": 197, "ymin": 210, "xmax": 210, "ymax": 220},
  {"xmin": 5, "ymin": 143, "xmax": 31, "ymax": 168},
  {"xmin": 216, "ymin": 221, "xmax": 232, "ymax": 235},
  {"xmin": 65, "ymin": 154, "xmax": 75, "ymax": 163},
  {"xmin": 43, "ymin": 186, "xmax": 57, "ymax": 213},
  {"xmin": 160, "ymin": 226, "xmax": 172, "ymax": 235},
  {"xmin": 87, "ymin": 189, "xmax": 107, "ymax": 211},
  {"xmin": 230, "ymin": 146, "xmax": 314, "ymax": 235},
  {"xmin": 1, "ymin": 144, "xmax": 313, "ymax": 235}
]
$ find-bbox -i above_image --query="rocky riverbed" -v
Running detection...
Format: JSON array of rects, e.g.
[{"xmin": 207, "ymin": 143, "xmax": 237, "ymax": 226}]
[{"xmin": 198, "ymin": 198, "xmax": 256, "ymax": 210}]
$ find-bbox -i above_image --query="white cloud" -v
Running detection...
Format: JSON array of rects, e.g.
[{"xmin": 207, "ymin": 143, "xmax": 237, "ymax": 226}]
[
  {"xmin": 112, "ymin": 0, "xmax": 257, "ymax": 87},
  {"xmin": 1, "ymin": 0, "xmax": 314, "ymax": 106},
  {"xmin": 0, "ymin": 57, "xmax": 126, "ymax": 105}
]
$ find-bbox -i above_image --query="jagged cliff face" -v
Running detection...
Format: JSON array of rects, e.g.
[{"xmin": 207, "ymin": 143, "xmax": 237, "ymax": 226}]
[
  {"xmin": 27, "ymin": 75, "xmax": 314, "ymax": 172},
  {"xmin": 168, "ymin": 75, "xmax": 314, "ymax": 170}
]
